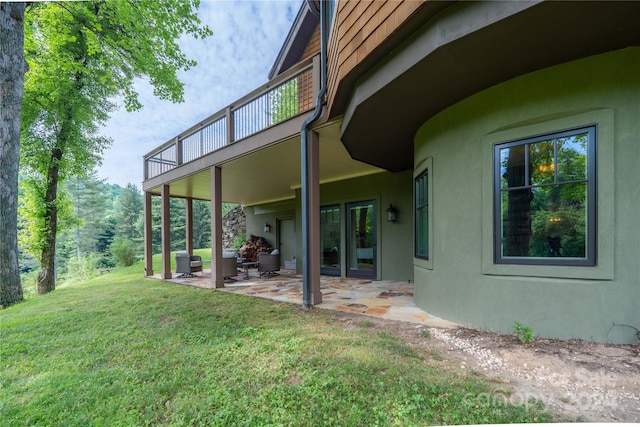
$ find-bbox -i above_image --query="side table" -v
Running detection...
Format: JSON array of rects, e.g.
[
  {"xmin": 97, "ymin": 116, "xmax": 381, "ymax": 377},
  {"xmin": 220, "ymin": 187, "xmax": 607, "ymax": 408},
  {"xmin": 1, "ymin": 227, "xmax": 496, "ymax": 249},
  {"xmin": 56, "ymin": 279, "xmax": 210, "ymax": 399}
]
[{"xmin": 241, "ymin": 262, "xmax": 258, "ymax": 280}]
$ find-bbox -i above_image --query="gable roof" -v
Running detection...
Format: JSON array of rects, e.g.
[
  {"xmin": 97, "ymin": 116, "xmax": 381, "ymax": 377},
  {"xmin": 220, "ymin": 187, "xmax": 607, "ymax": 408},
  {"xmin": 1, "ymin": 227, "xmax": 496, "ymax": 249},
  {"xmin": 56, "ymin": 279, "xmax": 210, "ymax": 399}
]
[{"xmin": 268, "ymin": 0, "xmax": 319, "ymax": 79}]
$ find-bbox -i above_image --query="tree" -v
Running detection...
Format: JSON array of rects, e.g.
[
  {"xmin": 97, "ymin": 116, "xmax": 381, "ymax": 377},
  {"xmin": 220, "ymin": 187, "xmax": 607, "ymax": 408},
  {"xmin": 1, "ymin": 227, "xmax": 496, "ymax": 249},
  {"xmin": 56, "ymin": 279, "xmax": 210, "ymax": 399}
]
[
  {"xmin": 52, "ymin": 173, "xmax": 114, "ymax": 275},
  {"xmin": 149, "ymin": 197, "xmax": 215, "ymax": 253},
  {"xmin": 114, "ymin": 183, "xmax": 143, "ymax": 244},
  {"xmin": 70, "ymin": 174, "xmax": 112, "ymax": 256},
  {"xmin": 20, "ymin": 1, "xmax": 211, "ymax": 295},
  {"xmin": 19, "ymin": 173, "xmax": 77, "ymax": 277},
  {"xmin": 193, "ymin": 200, "xmax": 211, "ymax": 249},
  {"xmin": 170, "ymin": 198, "xmax": 187, "ymax": 251},
  {"xmin": 270, "ymin": 78, "xmax": 299, "ymax": 125},
  {"xmin": 1, "ymin": 3, "xmax": 26, "ymax": 307},
  {"xmin": 113, "ymin": 183, "xmax": 144, "ymax": 264}
]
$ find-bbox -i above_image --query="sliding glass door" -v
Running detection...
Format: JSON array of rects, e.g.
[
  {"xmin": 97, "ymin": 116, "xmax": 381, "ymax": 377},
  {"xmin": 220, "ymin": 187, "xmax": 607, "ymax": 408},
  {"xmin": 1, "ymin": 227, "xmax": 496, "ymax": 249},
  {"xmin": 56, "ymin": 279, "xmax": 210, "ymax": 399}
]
[{"xmin": 320, "ymin": 205, "xmax": 341, "ymax": 276}]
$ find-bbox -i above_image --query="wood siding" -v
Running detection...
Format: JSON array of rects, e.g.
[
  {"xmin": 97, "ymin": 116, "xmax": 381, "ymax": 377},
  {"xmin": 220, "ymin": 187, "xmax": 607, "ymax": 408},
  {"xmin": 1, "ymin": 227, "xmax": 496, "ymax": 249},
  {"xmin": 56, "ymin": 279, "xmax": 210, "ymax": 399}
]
[
  {"xmin": 301, "ymin": 23, "xmax": 321, "ymax": 60},
  {"xmin": 297, "ymin": 67, "xmax": 314, "ymax": 113},
  {"xmin": 294, "ymin": 24, "xmax": 319, "ymax": 114},
  {"xmin": 327, "ymin": 0, "xmax": 426, "ymax": 115}
]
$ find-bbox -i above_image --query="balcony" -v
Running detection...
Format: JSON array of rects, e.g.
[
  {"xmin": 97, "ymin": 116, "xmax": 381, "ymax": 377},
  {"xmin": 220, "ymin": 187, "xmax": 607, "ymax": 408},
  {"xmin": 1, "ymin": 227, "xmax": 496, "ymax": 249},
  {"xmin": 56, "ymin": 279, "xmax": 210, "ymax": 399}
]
[
  {"xmin": 144, "ymin": 56, "xmax": 317, "ymax": 181},
  {"xmin": 142, "ymin": 53, "xmax": 383, "ymax": 206}
]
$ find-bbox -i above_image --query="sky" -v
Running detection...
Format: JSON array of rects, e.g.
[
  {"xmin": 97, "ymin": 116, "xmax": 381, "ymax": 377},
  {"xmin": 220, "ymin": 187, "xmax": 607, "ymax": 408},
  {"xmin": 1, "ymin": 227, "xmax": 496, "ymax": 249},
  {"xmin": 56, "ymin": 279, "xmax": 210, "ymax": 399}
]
[{"xmin": 96, "ymin": 0, "xmax": 301, "ymax": 188}]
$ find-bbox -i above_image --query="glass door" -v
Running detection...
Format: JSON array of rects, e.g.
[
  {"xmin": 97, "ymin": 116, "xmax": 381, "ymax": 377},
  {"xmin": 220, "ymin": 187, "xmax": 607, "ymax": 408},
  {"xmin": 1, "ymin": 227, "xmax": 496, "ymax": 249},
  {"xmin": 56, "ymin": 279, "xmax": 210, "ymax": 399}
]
[
  {"xmin": 277, "ymin": 218, "xmax": 295, "ymax": 267},
  {"xmin": 320, "ymin": 205, "xmax": 341, "ymax": 276},
  {"xmin": 346, "ymin": 201, "xmax": 376, "ymax": 279}
]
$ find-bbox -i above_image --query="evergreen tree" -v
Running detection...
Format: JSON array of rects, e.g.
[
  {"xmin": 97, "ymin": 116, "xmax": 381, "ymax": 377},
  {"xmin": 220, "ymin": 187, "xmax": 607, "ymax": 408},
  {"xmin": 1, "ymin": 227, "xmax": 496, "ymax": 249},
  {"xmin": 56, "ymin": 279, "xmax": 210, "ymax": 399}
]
[
  {"xmin": 70, "ymin": 174, "xmax": 112, "ymax": 256},
  {"xmin": 170, "ymin": 198, "xmax": 187, "ymax": 252},
  {"xmin": 54, "ymin": 174, "xmax": 113, "ymax": 275},
  {"xmin": 193, "ymin": 199, "xmax": 211, "ymax": 249},
  {"xmin": 114, "ymin": 183, "xmax": 143, "ymax": 245}
]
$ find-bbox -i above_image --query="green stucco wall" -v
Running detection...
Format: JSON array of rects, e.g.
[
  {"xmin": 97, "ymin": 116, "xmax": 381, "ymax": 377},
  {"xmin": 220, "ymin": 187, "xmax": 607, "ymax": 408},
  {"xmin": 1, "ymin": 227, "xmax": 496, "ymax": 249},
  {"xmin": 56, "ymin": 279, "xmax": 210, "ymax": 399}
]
[
  {"xmin": 245, "ymin": 201, "xmax": 296, "ymax": 255},
  {"xmin": 413, "ymin": 48, "xmax": 640, "ymax": 343},
  {"xmin": 316, "ymin": 171, "xmax": 414, "ymax": 282},
  {"xmin": 246, "ymin": 170, "xmax": 414, "ymax": 282}
]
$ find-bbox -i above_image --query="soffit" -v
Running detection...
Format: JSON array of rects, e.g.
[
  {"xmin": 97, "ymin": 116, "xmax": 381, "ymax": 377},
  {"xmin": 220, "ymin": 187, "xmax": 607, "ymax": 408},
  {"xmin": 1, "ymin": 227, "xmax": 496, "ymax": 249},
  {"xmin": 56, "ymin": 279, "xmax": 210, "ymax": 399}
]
[
  {"xmin": 145, "ymin": 121, "xmax": 382, "ymax": 205},
  {"xmin": 340, "ymin": 1, "xmax": 640, "ymax": 172},
  {"xmin": 269, "ymin": 1, "xmax": 319, "ymax": 79}
]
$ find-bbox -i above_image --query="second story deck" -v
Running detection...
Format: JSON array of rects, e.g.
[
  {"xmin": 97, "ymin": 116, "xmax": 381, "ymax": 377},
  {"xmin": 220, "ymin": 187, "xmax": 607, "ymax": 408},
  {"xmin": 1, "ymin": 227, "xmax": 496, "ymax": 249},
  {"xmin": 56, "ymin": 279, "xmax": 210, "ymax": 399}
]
[{"xmin": 144, "ymin": 56, "xmax": 318, "ymax": 182}]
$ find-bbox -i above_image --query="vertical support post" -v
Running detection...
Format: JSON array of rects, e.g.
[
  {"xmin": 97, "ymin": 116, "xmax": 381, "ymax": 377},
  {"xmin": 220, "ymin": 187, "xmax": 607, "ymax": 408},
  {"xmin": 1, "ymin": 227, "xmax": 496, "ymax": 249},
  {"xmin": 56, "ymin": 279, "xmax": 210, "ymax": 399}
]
[
  {"xmin": 176, "ymin": 137, "xmax": 183, "ymax": 166},
  {"xmin": 225, "ymin": 107, "xmax": 234, "ymax": 145},
  {"xmin": 143, "ymin": 191, "xmax": 154, "ymax": 276},
  {"xmin": 186, "ymin": 197, "xmax": 194, "ymax": 255},
  {"xmin": 210, "ymin": 166, "xmax": 224, "ymax": 288},
  {"xmin": 307, "ymin": 131, "xmax": 322, "ymax": 304},
  {"xmin": 161, "ymin": 184, "xmax": 171, "ymax": 279},
  {"xmin": 301, "ymin": 0, "xmax": 327, "ymax": 308}
]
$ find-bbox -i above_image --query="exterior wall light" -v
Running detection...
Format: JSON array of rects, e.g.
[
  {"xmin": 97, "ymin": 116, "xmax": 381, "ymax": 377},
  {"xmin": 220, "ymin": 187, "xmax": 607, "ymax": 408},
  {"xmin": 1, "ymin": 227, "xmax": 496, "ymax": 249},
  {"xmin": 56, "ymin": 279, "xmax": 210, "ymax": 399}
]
[
  {"xmin": 386, "ymin": 204, "xmax": 398, "ymax": 222},
  {"xmin": 264, "ymin": 223, "xmax": 271, "ymax": 233}
]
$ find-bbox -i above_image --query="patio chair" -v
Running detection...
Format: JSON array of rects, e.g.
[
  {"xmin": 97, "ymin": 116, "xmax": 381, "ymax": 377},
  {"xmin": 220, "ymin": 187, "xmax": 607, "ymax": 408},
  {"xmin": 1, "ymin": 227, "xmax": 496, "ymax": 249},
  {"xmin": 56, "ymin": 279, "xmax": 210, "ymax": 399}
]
[
  {"xmin": 258, "ymin": 252, "xmax": 280, "ymax": 277},
  {"xmin": 222, "ymin": 255, "xmax": 239, "ymax": 282},
  {"xmin": 175, "ymin": 252, "xmax": 203, "ymax": 278}
]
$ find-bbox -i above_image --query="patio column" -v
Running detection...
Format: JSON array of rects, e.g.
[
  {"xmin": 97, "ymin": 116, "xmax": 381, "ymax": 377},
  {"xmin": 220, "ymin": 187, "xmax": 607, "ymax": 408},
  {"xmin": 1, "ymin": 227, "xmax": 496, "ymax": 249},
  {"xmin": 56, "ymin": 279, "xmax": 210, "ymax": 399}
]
[
  {"xmin": 210, "ymin": 166, "xmax": 224, "ymax": 288},
  {"xmin": 161, "ymin": 184, "xmax": 171, "ymax": 279},
  {"xmin": 302, "ymin": 130, "xmax": 322, "ymax": 305},
  {"xmin": 143, "ymin": 191, "xmax": 154, "ymax": 276},
  {"xmin": 185, "ymin": 197, "xmax": 194, "ymax": 255}
]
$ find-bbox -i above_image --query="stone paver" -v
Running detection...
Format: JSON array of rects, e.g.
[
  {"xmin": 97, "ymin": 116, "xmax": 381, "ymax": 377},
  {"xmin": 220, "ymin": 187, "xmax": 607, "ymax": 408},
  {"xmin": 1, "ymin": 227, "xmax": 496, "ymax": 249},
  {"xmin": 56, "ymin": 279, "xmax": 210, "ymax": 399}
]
[{"xmin": 158, "ymin": 269, "xmax": 457, "ymax": 328}]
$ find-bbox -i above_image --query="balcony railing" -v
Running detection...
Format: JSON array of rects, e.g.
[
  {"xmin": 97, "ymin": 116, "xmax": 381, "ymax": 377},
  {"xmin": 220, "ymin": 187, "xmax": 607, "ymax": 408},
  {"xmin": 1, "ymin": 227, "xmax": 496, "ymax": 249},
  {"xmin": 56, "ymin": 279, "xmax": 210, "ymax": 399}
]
[{"xmin": 144, "ymin": 56, "xmax": 316, "ymax": 180}]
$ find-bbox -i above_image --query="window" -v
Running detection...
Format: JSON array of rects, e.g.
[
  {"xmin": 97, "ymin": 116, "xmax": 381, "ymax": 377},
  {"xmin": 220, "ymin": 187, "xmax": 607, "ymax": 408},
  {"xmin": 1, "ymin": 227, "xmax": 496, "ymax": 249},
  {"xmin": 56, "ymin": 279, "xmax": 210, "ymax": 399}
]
[
  {"xmin": 415, "ymin": 170, "xmax": 429, "ymax": 260},
  {"xmin": 494, "ymin": 126, "xmax": 596, "ymax": 266}
]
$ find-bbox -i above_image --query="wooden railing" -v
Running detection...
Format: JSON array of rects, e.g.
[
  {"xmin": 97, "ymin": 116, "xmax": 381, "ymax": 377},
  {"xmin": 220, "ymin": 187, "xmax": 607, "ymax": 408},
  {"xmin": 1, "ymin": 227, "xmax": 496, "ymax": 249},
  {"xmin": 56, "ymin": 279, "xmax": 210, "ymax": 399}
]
[{"xmin": 144, "ymin": 56, "xmax": 316, "ymax": 180}]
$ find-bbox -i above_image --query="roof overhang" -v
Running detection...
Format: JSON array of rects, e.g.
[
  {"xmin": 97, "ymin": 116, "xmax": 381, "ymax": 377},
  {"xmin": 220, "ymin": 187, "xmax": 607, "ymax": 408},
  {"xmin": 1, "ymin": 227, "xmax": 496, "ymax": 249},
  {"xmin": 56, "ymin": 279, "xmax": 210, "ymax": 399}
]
[
  {"xmin": 340, "ymin": 0, "xmax": 640, "ymax": 172},
  {"xmin": 269, "ymin": 1, "xmax": 319, "ymax": 79}
]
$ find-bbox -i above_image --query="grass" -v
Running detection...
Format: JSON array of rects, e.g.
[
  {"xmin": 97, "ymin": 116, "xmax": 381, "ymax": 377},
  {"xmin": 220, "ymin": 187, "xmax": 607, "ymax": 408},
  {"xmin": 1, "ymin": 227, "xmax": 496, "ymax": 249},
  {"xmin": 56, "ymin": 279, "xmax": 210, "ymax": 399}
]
[{"xmin": 1, "ymin": 260, "xmax": 551, "ymax": 426}]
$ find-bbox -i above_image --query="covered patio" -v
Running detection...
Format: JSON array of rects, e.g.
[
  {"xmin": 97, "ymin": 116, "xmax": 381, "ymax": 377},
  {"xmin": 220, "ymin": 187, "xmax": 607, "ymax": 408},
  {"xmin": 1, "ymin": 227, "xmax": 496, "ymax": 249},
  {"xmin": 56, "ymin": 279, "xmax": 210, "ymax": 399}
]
[
  {"xmin": 153, "ymin": 269, "xmax": 456, "ymax": 328},
  {"xmin": 141, "ymin": 54, "xmax": 385, "ymax": 303}
]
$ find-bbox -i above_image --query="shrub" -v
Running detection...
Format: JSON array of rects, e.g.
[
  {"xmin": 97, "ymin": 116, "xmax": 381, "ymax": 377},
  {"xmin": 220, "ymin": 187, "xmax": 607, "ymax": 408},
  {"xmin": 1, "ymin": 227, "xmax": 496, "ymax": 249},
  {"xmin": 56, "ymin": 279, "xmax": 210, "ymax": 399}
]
[
  {"xmin": 19, "ymin": 270, "xmax": 39, "ymax": 299},
  {"xmin": 65, "ymin": 253, "xmax": 98, "ymax": 280},
  {"xmin": 232, "ymin": 235, "xmax": 246, "ymax": 250},
  {"xmin": 513, "ymin": 321, "xmax": 535, "ymax": 344},
  {"xmin": 110, "ymin": 237, "xmax": 137, "ymax": 266}
]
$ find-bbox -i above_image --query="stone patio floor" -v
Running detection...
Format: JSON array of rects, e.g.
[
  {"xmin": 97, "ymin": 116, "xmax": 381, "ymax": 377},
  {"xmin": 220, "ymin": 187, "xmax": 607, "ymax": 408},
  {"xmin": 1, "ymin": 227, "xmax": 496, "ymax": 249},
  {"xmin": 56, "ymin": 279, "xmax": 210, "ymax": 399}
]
[{"xmin": 156, "ymin": 268, "xmax": 457, "ymax": 328}]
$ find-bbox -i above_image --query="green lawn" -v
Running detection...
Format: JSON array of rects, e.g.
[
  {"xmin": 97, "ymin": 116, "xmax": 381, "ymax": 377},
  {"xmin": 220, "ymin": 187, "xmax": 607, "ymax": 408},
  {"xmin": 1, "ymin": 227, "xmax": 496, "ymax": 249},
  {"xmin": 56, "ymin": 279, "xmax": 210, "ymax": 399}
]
[{"xmin": 1, "ymin": 262, "xmax": 550, "ymax": 426}]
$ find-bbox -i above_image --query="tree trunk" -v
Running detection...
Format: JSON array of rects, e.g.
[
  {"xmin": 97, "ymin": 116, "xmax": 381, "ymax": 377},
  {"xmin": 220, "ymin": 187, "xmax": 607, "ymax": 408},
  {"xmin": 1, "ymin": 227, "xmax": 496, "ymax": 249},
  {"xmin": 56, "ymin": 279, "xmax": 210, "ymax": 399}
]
[
  {"xmin": 0, "ymin": 3, "xmax": 26, "ymax": 307},
  {"xmin": 75, "ymin": 177, "xmax": 81, "ymax": 260},
  {"xmin": 503, "ymin": 146, "xmax": 533, "ymax": 256},
  {"xmin": 358, "ymin": 207, "xmax": 368, "ymax": 250},
  {"xmin": 37, "ymin": 147, "xmax": 63, "ymax": 295}
]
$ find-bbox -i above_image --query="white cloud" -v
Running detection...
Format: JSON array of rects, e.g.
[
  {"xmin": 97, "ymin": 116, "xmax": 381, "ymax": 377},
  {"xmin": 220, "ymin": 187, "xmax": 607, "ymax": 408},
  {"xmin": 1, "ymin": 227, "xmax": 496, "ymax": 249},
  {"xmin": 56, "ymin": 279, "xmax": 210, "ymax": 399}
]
[{"xmin": 97, "ymin": 0, "xmax": 300, "ymax": 187}]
